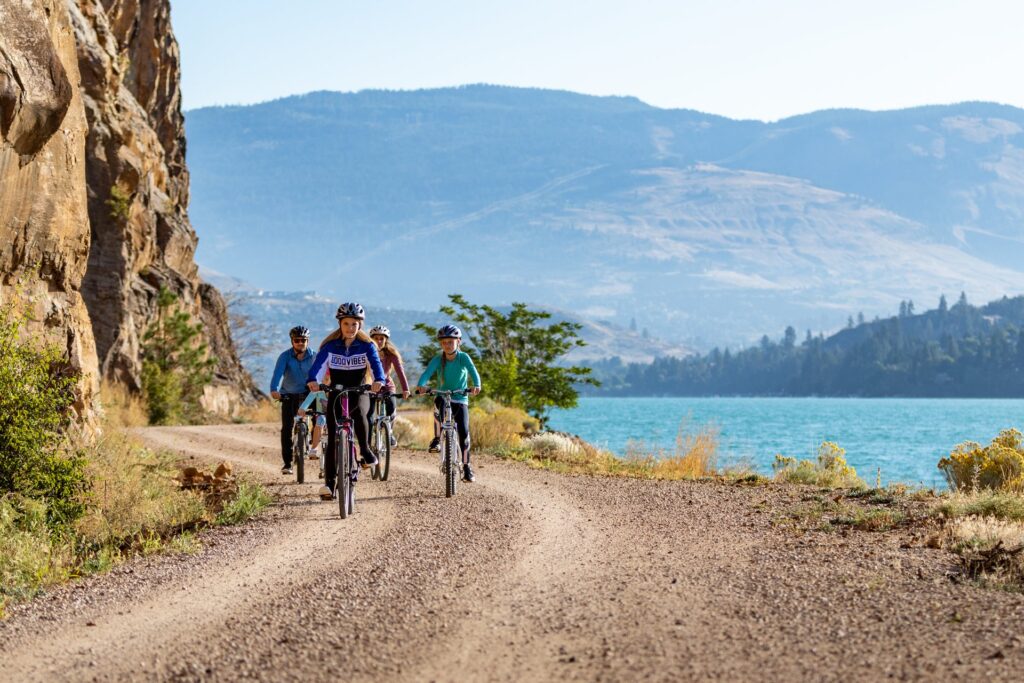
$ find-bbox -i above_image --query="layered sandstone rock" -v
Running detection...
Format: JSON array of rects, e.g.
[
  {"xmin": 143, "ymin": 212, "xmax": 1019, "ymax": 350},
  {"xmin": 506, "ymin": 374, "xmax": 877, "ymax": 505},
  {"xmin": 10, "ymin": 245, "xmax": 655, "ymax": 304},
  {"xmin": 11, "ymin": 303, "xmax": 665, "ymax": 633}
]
[
  {"xmin": 0, "ymin": 0, "xmax": 99, "ymax": 414},
  {"xmin": 1, "ymin": 0, "xmax": 255, "ymax": 417},
  {"xmin": 69, "ymin": 0, "xmax": 256, "ymax": 408}
]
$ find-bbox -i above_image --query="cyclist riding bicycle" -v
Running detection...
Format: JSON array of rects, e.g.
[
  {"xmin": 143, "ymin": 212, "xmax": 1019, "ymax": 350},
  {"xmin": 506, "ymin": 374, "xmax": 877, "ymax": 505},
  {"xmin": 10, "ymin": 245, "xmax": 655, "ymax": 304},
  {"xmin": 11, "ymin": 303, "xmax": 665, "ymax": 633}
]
[
  {"xmin": 415, "ymin": 324, "xmax": 482, "ymax": 482},
  {"xmin": 296, "ymin": 388, "xmax": 327, "ymax": 461},
  {"xmin": 270, "ymin": 326, "xmax": 316, "ymax": 475},
  {"xmin": 368, "ymin": 325, "xmax": 411, "ymax": 446},
  {"xmin": 306, "ymin": 302, "xmax": 386, "ymax": 500}
]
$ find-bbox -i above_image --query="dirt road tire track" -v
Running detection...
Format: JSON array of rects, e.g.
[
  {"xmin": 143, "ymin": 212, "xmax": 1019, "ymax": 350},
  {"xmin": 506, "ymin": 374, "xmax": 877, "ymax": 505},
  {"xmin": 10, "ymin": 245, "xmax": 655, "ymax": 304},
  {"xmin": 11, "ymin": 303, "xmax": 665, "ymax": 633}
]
[{"xmin": 2, "ymin": 423, "xmax": 1024, "ymax": 682}]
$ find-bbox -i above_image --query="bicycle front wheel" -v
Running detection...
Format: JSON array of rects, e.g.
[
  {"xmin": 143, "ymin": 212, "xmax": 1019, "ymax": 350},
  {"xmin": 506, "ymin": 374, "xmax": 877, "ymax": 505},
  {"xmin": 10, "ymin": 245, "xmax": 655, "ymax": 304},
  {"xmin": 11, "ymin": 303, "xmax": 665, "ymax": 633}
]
[
  {"xmin": 444, "ymin": 431, "xmax": 457, "ymax": 498},
  {"xmin": 371, "ymin": 423, "xmax": 382, "ymax": 481},
  {"xmin": 294, "ymin": 421, "xmax": 307, "ymax": 484},
  {"xmin": 338, "ymin": 431, "xmax": 350, "ymax": 519},
  {"xmin": 379, "ymin": 423, "xmax": 392, "ymax": 482}
]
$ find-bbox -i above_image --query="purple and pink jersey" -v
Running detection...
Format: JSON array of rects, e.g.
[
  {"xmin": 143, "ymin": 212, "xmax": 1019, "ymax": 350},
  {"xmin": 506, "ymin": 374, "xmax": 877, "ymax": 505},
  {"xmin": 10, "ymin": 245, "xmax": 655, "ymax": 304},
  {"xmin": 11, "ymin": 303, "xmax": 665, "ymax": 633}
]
[{"xmin": 381, "ymin": 352, "xmax": 409, "ymax": 394}]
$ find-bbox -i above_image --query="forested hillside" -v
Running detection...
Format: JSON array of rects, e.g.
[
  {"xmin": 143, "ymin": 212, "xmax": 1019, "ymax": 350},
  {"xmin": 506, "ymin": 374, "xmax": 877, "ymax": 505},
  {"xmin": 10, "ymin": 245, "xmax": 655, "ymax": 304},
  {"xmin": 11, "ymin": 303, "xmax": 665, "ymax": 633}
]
[{"xmin": 588, "ymin": 294, "xmax": 1024, "ymax": 397}]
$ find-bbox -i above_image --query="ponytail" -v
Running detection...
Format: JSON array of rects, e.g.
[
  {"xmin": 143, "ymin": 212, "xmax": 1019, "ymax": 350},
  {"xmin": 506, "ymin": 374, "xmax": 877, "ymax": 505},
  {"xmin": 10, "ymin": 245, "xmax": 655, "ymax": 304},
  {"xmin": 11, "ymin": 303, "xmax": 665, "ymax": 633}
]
[{"xmin": 381, "ymin": 339, "xmax": 403, "ymax": 363}]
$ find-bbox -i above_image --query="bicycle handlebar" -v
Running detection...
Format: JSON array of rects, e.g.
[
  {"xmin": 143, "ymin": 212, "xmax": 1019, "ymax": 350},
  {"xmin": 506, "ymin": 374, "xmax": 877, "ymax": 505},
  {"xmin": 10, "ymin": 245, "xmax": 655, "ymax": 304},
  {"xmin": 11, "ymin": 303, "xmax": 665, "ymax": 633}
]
[
  {"xmin": 421, "ymin": 388, "xmax": 471, "ymax": 396},
  {"xmin": 319, "ymin": 383, "xmax": 373, "ymax": 394},
  {"xmin": 369, "ymin": 390, "xmax": 404, "ymax": 399}
]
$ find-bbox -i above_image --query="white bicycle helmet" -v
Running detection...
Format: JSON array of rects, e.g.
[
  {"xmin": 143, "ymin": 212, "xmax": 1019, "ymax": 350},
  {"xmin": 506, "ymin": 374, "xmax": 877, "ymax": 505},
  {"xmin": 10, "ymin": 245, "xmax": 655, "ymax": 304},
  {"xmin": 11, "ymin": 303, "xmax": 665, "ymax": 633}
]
[{"xmin": 368, "ymin": 325, "xmax": 390, "ymax": 338}]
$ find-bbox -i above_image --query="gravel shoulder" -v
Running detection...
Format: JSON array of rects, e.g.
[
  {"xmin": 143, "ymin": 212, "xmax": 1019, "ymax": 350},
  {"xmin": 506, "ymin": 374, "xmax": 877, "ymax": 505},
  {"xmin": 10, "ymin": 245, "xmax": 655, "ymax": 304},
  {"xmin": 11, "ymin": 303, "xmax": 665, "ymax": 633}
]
[{"xmin": 2, "ymin": 423, "xmax": 1023, "ymax": 682}]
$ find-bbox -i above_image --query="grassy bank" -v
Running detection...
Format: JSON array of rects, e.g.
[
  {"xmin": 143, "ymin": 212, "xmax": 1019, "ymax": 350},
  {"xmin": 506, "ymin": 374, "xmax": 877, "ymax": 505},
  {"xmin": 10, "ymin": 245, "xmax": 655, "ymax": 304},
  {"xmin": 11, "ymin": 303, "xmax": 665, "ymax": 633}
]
[
  {"xmin": 394, "ymin": 400, "xmax": 721, "ymax": 481},
  {"xmin": 0, "ymin": 383, "xmax": 271, "ymax": 617}
]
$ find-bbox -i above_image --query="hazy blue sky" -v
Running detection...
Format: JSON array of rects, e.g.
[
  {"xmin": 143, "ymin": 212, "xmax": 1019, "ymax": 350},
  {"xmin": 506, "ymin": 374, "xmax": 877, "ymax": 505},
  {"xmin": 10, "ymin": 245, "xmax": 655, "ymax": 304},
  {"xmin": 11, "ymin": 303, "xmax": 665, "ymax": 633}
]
[{"xmin": 172, "ymin": 0, "xmax": 1023, "ymax": 121}]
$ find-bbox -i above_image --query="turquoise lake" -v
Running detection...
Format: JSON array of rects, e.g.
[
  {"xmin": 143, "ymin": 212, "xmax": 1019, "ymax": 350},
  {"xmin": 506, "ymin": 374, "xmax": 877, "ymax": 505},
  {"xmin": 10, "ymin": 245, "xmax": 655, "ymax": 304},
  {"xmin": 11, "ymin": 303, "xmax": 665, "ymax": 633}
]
[{"xmin": 546, "ymin": 397, "xmax": 1024, "ymax": 487}]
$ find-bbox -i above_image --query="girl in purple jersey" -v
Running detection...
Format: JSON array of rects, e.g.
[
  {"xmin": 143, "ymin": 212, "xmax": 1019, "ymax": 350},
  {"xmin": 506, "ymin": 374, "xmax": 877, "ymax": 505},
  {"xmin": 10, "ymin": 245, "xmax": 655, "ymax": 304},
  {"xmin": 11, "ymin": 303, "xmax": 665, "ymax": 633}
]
[
  {"xmin": 368, "ymin": 325, "xmax": 410, "ymax": 438},
  {"xmin": 306, "ymin": 302, "xmax": 385, "ymax": 500}
]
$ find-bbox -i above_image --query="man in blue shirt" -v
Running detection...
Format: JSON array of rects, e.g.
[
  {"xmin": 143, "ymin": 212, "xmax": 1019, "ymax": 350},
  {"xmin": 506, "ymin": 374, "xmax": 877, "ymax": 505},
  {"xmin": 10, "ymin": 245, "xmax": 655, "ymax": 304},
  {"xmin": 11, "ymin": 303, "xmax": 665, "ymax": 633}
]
[{"xmin": 270, "ymin": 326, "xmax": 317, "ymax": 474}]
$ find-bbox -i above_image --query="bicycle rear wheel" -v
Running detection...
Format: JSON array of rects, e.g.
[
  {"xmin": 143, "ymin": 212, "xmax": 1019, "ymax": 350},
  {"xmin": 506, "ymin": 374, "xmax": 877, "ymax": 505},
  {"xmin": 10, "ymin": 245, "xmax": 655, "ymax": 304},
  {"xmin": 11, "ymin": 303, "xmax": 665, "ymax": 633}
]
[
  {"xmin": 294, "ymin": 421, "xmax": 307, "ymax": 484},
  {"xmin": 338, "ymin": 431, "xmax": 350, "ymax": 519},
  {"xmin": 444, "ymin": 431, "xmax": 457, "ymax": 498}
]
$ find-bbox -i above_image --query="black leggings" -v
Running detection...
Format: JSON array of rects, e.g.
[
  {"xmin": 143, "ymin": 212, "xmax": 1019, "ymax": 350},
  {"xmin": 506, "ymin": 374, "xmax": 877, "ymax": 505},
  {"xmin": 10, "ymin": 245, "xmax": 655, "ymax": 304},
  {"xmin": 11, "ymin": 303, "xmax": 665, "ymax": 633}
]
[
  {"xmin": 279, "ymin": 393, "xmax": 306, "ymax": 466},
  {"xmin": 325, "ymin": 391, "xmax": 371, "ymax": 489},
  {"xmin": 434, "ymin": 397, "xmax": 471, "ymax": 464},
  {"xmin": 369, "ymin": 394, "xmax": 396, "ymax": 420}
]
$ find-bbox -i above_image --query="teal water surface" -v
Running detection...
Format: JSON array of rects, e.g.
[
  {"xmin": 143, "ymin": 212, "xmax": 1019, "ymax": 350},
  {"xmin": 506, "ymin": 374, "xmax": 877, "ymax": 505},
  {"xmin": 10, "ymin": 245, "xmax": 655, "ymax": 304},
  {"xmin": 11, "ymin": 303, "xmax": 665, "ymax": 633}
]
[{"xmin": 547, "ymin": 397, "xmax": 1024, "ymax": 487}]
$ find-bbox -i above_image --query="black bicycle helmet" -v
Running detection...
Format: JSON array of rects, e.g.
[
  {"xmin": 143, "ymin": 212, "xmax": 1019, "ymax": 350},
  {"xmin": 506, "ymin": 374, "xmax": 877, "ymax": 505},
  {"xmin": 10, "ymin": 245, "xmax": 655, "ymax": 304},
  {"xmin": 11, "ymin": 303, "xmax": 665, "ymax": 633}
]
[
  {"xmin": 368, "ymin": 325, "xmax": 390, "ymax": 338},
  {"xmin": 437, "ymin": 324, "xmax": 463, "ymax": 340},
  {"xmin": 289, "ymin": 325, "xmax": 310, "ymax": 339},
  {"xmin": 335, "ymin": 302, "xmax": 365, "ymax": 320}
]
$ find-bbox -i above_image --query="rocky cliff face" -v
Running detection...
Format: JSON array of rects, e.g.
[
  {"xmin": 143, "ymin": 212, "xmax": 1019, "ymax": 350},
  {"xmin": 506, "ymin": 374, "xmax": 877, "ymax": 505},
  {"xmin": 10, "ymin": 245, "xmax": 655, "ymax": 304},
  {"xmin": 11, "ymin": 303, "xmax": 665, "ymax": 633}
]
[
  {"xmin": 0, "ymin": 0, "xmax": 98, "ymax": 413},
  {"xmin": 0, "ymin": 0, "xmax": 255, "ymax": 415}
]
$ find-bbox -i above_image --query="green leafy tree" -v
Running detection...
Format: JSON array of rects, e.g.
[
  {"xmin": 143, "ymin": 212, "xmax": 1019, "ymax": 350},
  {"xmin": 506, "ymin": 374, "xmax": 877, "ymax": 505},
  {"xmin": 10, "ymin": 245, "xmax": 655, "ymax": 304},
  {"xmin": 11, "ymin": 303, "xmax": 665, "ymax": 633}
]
[
  {"xmin": 414, "ymin": 294, "xmax": 598, "ymax": 424},
  {"xmin": 141, "ymin": 287, "xmax": 216, "ymax": 424},
  {"xmin": 0, "ymin": 300, "xmax": 87, "ymax": 530}
]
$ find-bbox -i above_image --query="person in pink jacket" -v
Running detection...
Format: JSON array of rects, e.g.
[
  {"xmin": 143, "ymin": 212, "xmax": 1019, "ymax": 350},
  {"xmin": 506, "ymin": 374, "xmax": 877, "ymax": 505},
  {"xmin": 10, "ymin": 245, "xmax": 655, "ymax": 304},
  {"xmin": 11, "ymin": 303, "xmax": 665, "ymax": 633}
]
[{"xmin": 368, "ymin": 325, "xmax": 410, "ymax": 445}]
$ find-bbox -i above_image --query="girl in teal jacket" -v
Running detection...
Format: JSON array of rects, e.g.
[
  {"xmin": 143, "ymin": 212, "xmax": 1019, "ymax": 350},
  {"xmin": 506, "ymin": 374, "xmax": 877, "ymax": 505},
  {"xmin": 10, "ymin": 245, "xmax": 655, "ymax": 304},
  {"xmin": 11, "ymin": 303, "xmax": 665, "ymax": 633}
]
[{"xmin": 415, "ymin": 325, "xmax": 481, "ymax": 482}]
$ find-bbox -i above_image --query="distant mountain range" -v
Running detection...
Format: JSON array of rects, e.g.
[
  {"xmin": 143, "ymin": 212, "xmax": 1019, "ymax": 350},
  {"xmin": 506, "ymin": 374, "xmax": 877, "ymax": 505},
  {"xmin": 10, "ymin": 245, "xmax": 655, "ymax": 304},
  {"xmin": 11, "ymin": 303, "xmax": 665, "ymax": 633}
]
[
  {"xmin": 185, "ymin": 86, "xmax": 1024, "ymax": 348},
  {"xmin": 208, "ymin": 275, "xmax": 690, "ymax": 391}
]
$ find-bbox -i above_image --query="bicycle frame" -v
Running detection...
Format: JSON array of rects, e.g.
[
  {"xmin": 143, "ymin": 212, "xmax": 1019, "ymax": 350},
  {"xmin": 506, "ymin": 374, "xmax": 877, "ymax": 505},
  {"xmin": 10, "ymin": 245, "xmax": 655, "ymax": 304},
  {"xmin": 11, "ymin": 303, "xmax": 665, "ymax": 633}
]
[
  {"xmin": 323, "ymin": 384, "xmax": 370, "ymax": 519},
  {"xmin": 428, "ymin": 389, "xmax": 468, "ymax": 497},
  {"xmin": 369, "ymin": 391, "xmax": 398, "ymax": 482}
]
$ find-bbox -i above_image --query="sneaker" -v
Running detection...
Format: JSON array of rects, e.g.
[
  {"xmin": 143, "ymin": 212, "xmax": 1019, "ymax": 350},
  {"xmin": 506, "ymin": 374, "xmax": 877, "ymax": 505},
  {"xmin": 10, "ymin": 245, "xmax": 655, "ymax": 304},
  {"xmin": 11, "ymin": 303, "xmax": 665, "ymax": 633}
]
[
  {"xmin": 308, "ymin": 447, "xmax": 319, "ymax": 460},
  {"xmin": 319, "ymin": 485, "xmax": 334, "ymax": 500},
  {"xmin": 282, "ymin": 465, "xmax": 293, "ymax": 475},
  {"xmin": 360, "ymin": 450, "xmax": 379, "ymax": 468},
  {"xmin": 390, "ymin": 434, "xmax": 397, "ymax": 447},
  {"xmin": 428, "ymin": 437, "xmax": 440, "ymax": 453},
  {"xmin": 462, "ymin": 463, "xmax": 475, "ymax": 483}
]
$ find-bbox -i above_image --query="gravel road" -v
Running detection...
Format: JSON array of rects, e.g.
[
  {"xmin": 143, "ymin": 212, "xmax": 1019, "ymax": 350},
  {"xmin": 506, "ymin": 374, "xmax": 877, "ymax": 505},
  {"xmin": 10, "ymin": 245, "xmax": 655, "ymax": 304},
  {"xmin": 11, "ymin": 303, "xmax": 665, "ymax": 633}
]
[{"xmin": 2, "ymin": 423, "xmax": 1023, "ymax": 682}]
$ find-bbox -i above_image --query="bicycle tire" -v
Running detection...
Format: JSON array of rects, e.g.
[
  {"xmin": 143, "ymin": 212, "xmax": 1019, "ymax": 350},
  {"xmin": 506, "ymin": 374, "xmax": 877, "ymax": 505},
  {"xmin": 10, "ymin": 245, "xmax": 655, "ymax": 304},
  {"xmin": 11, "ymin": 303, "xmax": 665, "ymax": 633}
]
[
  {"xmin": 295, "ymin": 421, "xmax": 307, "ymax": 484},
  {"xmin": 371, "ymin": 422, "xmax": 382, "ymax": 481},
  {"xmin": 347, "ymin": 441, "xmax": 356, "ymax": 515},
  {"xmin": 444, "ymin": 430, "xmax": 457, "ymax": 498},
  {"xmin": 338, "ymin": 431, "xmax": 350, "ymax": 519},
  {"xmin": 379, "ymin": 423, "xmax": 392, "ymax": 482}
]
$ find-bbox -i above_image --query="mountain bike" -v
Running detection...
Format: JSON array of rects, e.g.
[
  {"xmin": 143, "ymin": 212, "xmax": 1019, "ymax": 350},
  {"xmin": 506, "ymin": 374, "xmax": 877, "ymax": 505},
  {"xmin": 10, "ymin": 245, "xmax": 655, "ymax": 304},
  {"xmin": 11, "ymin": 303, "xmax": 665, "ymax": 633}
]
[
  {"xmin": 281, "ymin": 393, "xmax": 308, "ymax": 483},
  {"xmin": 302, "ymin": 401, "xmax": 328, "ymax": 480},
  {"xmin": 290, "ymin": 411, "xmax": 308, "ymax": 484},
  {"xmin": 322, "ymin": 384, "xmax": 372, "ymax": 519},
  {"xmin": 368, "ymin": 391, "xmax": 401, "ymax": 482},
  {"xmin": 425, "ymin": 389, "xmax": 469, "ymax": 498}
]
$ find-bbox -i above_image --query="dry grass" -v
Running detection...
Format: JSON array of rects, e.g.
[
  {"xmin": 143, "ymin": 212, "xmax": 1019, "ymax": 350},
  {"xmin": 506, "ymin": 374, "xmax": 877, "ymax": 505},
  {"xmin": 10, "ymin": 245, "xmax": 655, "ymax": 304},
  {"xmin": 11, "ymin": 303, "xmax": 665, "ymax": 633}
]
[
  {"xmin": 624, "ymin": 423, "xmax": 719, "ymax": 480},
  {"xmin": 943, "ymin": 515, "xmax": 1024, "ymax": 590},
  {"xmin": 393, "ymin": 411, "xmax": 434, "ymax": 448},
  {"xmin": 75, "ymin": 430, "xmax": 208, "ymax": 550},
  {"xmin": 494, "ymin": 420, "xmax": 720, "ymax": 481},
  {"xmin": 934, "ymin": 490, "xmax": 1024, "ymax": 522},
  {"xmin": 2, "ymin": 421, "xmax": 271, "ymax": 616},
  {"xmin": 0, "ymin": 497, "xmax": 73, "ymax": 615},
  {"xmin": 471, "ymin": 403, "xmax": 538, "ymax": 450},
  {"xmin": 98, "ymin": 381, "xmax": 149, "ymax": 429},
  {"xmin": 234, "ymin": 398, "xmax": 280, "ymax": 423}
]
